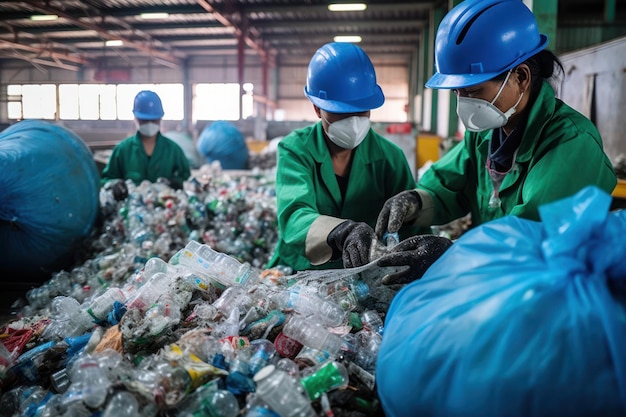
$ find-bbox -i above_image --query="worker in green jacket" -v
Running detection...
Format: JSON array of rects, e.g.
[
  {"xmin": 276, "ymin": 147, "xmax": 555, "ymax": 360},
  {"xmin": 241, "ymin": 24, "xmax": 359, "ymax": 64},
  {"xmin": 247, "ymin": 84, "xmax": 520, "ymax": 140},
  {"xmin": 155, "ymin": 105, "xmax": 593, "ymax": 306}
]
[
  {"xmin": 101, "ymin": 90, "xmax": 191, "ymax": 192},
  {"xmin": 267, "ymin": 42, "xmax": 424, "ymax": 272},
  {"xmin": 373, "ymin": 0, "xmax": 617, "ymax": 284}
]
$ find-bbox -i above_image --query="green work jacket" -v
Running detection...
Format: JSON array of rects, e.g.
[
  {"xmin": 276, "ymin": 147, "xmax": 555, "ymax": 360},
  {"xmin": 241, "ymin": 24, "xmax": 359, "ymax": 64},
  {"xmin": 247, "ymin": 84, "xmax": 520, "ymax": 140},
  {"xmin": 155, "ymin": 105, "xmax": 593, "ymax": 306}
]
[
  {"xmin": 268, "ymin": 122, "xmax": 418, "ymax": 271},
  {"xmin": 417, "ymin": 81, "xmax": 617, "ymax": 226},
  {"xmin": 101, "ymin": 132, "xmax": 191, "ymax": 186}
]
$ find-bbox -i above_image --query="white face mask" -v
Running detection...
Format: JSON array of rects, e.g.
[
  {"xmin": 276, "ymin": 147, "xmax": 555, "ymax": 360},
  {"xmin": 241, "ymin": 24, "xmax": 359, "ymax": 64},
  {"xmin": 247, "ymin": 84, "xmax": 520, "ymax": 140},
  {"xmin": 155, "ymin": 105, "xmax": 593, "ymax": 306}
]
[
  {"xmin": 138, "ymin": 122, "xmax": 160, "ymax": 137},
  {"xmin": 323, "ymin": 115, "xmax": 371, "ymax": 149},
  {"xmin": 456, "ymin": 70, "xmax": 524, "ymax": 132}
]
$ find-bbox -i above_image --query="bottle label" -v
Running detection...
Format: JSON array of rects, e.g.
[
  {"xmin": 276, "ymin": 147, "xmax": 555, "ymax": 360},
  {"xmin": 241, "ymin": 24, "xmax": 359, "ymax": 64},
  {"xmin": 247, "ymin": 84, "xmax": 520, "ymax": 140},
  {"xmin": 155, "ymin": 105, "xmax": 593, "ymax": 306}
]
[{"xmin": 274, "ymin": 332, "xmax": 303, "ymax": 359}]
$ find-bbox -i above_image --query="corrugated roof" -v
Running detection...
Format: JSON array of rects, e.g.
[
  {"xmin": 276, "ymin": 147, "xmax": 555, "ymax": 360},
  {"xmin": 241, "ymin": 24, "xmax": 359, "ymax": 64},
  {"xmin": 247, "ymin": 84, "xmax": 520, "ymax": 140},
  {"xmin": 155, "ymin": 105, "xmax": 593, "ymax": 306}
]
[
  {"xmin": 0, "ymin": 0, "xmax": 621, "ymax": 71},
  {"xmin": 0, "ymin": 0, "xmax": 434, "ymax": 70}
]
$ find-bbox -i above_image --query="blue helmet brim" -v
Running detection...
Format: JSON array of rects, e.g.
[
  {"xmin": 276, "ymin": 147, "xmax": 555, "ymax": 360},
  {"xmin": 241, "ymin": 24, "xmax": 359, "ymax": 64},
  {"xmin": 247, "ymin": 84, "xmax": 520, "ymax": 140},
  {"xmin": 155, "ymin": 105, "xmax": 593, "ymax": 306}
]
[
  {"xmin": 425, "ymin": 34, "xmax": 549, "ymax": 89},
  {"xmin": 304, "ymin": 85, "xmax": 385, "ymax": 113}
]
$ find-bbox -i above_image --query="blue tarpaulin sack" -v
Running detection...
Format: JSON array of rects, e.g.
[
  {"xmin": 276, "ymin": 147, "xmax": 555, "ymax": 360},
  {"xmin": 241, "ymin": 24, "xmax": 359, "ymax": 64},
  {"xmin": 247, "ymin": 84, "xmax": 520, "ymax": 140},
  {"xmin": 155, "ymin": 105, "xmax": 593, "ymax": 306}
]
[
  {"xmin": 377, "ymin": 186, "xmax": 626, "ymax": 417},
  {"xmin": 0, "ymin": 120, "xmax": 100, "ymax": 280},
  {"xmin": 196, "ymin": 121, "xmax": 249, "ymax": 170}
]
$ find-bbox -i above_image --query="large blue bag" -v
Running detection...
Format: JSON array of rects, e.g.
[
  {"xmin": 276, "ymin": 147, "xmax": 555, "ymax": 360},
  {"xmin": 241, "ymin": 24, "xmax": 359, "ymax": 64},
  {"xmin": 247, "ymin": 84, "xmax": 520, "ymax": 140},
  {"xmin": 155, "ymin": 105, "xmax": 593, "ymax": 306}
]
[
  {"xmin": 0, "ymin": 120, "xmax": 100, "ymax": 280},
  {"xmin": 196, "ymin": 121, "xmax": 249, "ymax": 170},
  {"xmin": 377, "ymin": 186, "xmax": 626, "ymax": 417}
]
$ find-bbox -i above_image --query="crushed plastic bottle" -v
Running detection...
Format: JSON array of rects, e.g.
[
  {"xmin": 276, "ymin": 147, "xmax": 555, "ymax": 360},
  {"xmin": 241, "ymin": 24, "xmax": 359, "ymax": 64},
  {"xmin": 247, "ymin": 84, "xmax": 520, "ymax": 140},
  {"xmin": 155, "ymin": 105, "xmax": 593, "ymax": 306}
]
[
  {"xmin": 282, "ymin": 315, "xmax": 343, "ymax": 357},
  {"xmin": 253, "ymin": 364, "xmax": 316, "ymax": 417}
]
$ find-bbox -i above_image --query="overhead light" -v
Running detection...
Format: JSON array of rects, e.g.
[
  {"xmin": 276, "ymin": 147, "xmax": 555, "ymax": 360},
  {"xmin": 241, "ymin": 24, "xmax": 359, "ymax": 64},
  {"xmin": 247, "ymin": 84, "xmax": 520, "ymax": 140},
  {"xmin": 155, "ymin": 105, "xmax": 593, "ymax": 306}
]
[
  {"xmin": 30, "ymin": 14, "xmax": 59, "ymax": 21},
  {"xmin": 105, "ymin": 40, "xmax": 124, "ymax": 47},
  {"xmin": 328, "ymin": 3, "xmax": 367, "ymax": 12},
  {"xmin": 333, "ymin": 35, "xmax": 362, "ymax": 43},
  {"xmin": 139, "ymin": 12, "xmax": 170, "ymax": 20}
]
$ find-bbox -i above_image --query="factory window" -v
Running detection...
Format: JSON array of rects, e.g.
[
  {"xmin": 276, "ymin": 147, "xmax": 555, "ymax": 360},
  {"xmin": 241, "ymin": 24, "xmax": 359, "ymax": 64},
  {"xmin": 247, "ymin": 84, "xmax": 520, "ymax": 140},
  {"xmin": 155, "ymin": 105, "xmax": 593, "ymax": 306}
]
[
  {"xmin": 7, "ymin": 83, "xmax": 184, "ymax": 121},
  {"xmin": 194, "ymin": 82, "xmax": 254, "ymax": 121},
  {"xmin": 7, "ymin": 84, "xmax": 56, "ymax": 120}
]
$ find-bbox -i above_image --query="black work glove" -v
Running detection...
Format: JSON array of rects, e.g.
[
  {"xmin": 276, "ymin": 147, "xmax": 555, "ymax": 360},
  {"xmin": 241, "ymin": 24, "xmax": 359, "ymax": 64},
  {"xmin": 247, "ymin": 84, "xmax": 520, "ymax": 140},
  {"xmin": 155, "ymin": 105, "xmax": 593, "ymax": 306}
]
[
  {"xmin": 375, "ymin": 190, "xmax": 422, "ymax": 238},
  {"xmin": 376, "ymin": 234, "xmax": 453, "ymax": 285},
  {"xmin": 110, "ymin": 179, "xmax": 128, "ymax": 201},
  {"xmin": 157, "ymin": 177, "xmax": 183, "ymax": 190},
  {"xmin": 327, "ymin": 220, "xmax": 377, "ymax": 268}
]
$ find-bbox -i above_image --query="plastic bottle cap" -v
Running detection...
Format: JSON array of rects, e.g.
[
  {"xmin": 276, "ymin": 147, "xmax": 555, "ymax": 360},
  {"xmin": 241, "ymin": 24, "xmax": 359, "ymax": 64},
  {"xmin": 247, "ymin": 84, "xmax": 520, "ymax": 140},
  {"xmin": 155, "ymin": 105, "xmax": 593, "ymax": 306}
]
[{"xmin": 253, "ymin": 364, "xmax": 276, "ymax": 383}]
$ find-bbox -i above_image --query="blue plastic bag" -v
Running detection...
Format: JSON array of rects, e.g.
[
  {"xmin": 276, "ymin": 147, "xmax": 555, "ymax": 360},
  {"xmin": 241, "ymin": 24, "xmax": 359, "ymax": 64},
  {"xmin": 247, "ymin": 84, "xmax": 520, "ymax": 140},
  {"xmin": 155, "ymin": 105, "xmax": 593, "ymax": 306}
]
[
  {"xmin": 0, "ymin": 120, "xmax": 100, "ymax": 280},
  {"xmin": 377, "ymin": 186, "xmax": 626, "ymax": 417},
  {"xmin": 196, "ymin": 121, "xmax": 249, "ymax": 170}
]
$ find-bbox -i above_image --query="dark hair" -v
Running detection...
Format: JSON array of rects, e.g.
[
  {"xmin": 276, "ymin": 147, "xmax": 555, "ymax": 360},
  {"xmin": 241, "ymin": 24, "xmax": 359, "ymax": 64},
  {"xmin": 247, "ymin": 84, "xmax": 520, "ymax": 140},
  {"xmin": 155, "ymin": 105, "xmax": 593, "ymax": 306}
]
[
  {"xmin": 524, "ymin": 49, "xmax": 564, "ymax": 98},
  {"xmin": 492, "ymin": 49, "xmax": 564, "ymax": 99}
]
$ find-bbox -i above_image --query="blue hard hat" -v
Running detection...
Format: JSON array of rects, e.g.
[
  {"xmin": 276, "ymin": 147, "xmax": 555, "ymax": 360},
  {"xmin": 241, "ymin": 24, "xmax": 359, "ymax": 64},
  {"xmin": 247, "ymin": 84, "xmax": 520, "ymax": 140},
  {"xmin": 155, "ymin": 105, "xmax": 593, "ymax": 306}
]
[
  {"xmin": 304, "ymin": 42, "xmax": 385, "ymax": 113},
  {"xmin": 133, "ymin": 90, "xmax": 164, "ymax": 120},
  {"xmin": 426, "ymin": 0, "xmax": 548, "ymax": 89}
]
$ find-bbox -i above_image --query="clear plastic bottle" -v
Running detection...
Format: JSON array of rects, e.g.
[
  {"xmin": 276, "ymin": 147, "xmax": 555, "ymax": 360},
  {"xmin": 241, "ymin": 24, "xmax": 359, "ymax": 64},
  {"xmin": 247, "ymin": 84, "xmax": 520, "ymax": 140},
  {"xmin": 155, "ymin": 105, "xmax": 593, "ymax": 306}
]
[
  {"xmin": 253, "ymin": 365, "xmax": 316, "ymax": 417},
  {"xmin": 66, "ymin": 357, "xmax": 110, "ymax": 409},
  {"xmin": 87, "ymin": 287, "xmax": 126, "ymax": 321},
  {"xmin": 248, "ymin": 339, "xmax": 277, "ymax": 375},
  {"xmin": 273, "ymin": 287, "xmax": 346, "ymax": 327},
  {"xmin": 125, "ymin": 271, "xmax": 171, "ymax": 311},
  {"xmin": 178, "ymin": 240, "xmax": 259, "ymax": 288},
  {"xmin": 212, "ymin": 285, "xmax": 253, "ymax": 316},
  {"xmin": 353, "ymin": 329, "xmax": 383, "ymax": 373},
  {"xmin": 102, "ymin": 391, "xmax": 139, "ymax": 417},
  {"xmin": 282, "ymin": 315, "xmax": 343, "ymax": 357},
  {"xmin": 245, "ymin": 405, "xmax": 281, "ymax": 417},
  {"xmin": 360, "ymin": 310, "xmax": 384, "ymax": 335}
]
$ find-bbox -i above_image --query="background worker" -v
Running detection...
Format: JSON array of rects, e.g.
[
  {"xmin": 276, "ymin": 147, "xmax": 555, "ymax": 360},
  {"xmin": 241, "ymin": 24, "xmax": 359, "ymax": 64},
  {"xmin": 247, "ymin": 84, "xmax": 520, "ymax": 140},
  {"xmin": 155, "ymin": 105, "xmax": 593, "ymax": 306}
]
[
  {"xmin": 267, "ymin": 42, "xmax": 421, "ymax": 272},
  {"xmin": 373, "ymin": 0, "xmax": 617, "ymax": 284},
  {"xmin": 101, "ymin": 90, "xmax": 191, "ymax": 192}
]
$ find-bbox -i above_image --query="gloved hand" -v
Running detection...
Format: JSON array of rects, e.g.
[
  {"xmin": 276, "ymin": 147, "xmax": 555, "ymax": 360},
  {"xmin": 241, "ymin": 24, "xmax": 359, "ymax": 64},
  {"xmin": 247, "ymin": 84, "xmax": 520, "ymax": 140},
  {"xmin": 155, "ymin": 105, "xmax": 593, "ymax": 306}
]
[
  {"xmin": 157, "ymin": 177, "xmax": 183, "ymax": 190},
  {"xmin": 376, "ymin": 234, "xmax": 453, "ymax": 285},
  {"xmin": 109, "ymin": 179, "xmax": 128, "ymax": 201},
  {"xmin": 375, "ymin": 190, "xmax": 422, "ymax": 238},
  {"xmin": 327, "ymin": 220, "xmax": 377, "ymax": 268}
]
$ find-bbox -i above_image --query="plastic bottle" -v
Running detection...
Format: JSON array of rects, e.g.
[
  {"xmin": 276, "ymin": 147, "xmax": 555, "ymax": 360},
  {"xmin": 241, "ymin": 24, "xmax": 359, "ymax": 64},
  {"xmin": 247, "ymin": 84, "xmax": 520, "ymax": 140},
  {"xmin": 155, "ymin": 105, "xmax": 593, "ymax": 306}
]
[
  {"xmin": 275, "ymin": 358, "xmax": 300, "ymax": 378},
  {"xmin": 273, "ymin": 332, "xmax": 303, "ymax": 359},
  {"xmin": 360, "ymin": 310, "xmax": 384, "ymax": 335},
  {"xmin": 245, "ymin": 406, "xmax": 281, "ymax": 417},
  {"xmin": 102, "ymin": 391, "xmax": 139, "ymax": 417},
  {"xmin": 87, "ymin": 287, "xmax": 126, "ymax": 321},
  {"xmin": 383, "ymin": 231, "xmax": 400, "ymax": 248},
  {"xmin": 143, "ymin": 256, "xmax": 169, "ymax": 278},
  {"xmin": 177, "ymin": 240, "xmax": 259, "ymax": 288},
  {"xmin": 195, "ymin": 389, "xmax": 239, "ymax": 417},
  {"xmin": 125, "ymin": 271, "xmax": 171, "ymax": 311},
  {"xmin": 353, "ymin": 329, "xmax": 383, "ymax": 372},
  {"xmin": 248, "ymin": 339, "xmax": 277, "ymax": 375},
  {"xmin": 273, "ymin": 287, "xmax": 346, "ymax": 327},
  {"xmin": 282, "ymin": 315, "xmax": 343, "ymax": 357},
  {"xmin": 253, "ymin": 365, "xmax": 316, "ymax": 417},
  {"xmin": 299, "ymin": 360, "xmax": 349, "ymax": 401},
  {"xmin": 66, "ymin": 357, "xmax": 110, "ymax": 409},
  {"xmin": 212, "ymin": 285, "xmax": 252, "ymax": 316}
]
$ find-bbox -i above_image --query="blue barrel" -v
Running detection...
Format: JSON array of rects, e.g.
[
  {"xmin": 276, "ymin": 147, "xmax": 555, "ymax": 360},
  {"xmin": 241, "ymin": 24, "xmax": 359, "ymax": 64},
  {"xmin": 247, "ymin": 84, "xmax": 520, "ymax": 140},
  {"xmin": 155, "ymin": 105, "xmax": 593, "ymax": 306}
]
[
  {"xmin": 196, "ymin": 121, "xmax": 249, "ymax": 170},
  {"xmin": 0, "ymin": 120, "xmax": 100, "ymax": 280}
]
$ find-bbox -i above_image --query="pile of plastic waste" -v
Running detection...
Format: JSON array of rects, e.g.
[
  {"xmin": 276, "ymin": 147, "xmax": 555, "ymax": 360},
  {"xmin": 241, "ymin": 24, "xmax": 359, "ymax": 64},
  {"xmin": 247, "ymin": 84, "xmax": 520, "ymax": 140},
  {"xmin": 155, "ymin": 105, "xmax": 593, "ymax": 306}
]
[{"xmin": 0, "ymin": 164, "xmax": 396, "ymax": 417}]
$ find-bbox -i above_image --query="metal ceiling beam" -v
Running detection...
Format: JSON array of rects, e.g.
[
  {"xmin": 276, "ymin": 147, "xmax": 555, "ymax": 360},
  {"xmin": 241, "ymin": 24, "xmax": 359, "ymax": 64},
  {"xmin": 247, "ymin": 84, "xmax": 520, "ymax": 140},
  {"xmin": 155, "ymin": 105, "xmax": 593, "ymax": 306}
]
[
  {"xmin": 241, "ymin": 2, "xmax": 433, "ymax": 13},
  {"xmin": 196, "ymin": 0, "xmax": 275, "ymax": 65},
  {"xmin": 0, "ymin": 39, "xmax": 88, "ymax": 64},
  {"xmin": 20, "ymin": 0, "xmax": 184, "ymax": 67},
  {"xmin": 253, "ymin": 19, "xmax": 424, "ymax": 29}
]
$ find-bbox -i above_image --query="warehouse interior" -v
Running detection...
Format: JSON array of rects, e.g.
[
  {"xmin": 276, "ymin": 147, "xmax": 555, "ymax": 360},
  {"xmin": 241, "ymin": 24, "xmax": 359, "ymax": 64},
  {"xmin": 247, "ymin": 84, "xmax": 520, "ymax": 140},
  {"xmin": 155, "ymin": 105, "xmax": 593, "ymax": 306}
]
[{"xmin": 1, "ymin": 0, "xmax": 626, "ymax": 416}]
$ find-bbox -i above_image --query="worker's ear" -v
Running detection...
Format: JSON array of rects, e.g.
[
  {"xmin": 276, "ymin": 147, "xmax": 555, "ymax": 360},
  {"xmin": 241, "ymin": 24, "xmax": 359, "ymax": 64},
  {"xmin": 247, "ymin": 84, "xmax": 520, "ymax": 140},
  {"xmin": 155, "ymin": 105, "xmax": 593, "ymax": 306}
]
[
  {"xmin": 313, "ymin": 105, "xmax": 322, "ymax": 119},
  {"xmin": 514, "ymin": 64, "xmax": 531, "ymax": 92}
]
